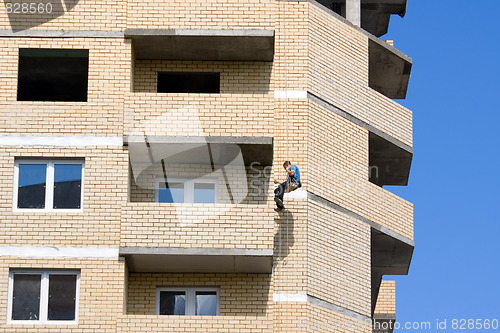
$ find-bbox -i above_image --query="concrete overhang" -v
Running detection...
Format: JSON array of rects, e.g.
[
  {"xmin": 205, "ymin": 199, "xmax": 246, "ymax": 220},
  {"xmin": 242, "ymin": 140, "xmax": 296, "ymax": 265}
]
[
  {"xmin": 373, "ymin": 314, "xmax": 397, "ymax": 333},
  {"xmin": 119, "ymin": 247, "xmax": 273, "ymax": 273},
  {"xmin": 371, "ymin": 227, "xmax": 413, "ymax": 313},
  {"xmin": 371, "ymin": 228, "xmax": 413, "ymax": 275},
  {"xmin": 369, "ymin": 132, "xmax": 412, "ymax": 186},
  {"xmin": 125, "ymin": 29, "xmax": 275, "ymax": 61},
  {"xmin": 361, "ymin": 0, "xmax": 407, "ymax": 37},
  {"xmin": 369, "ymin": 37, "xmax": 412, "ymax": 99},
  {"xmin": 125, "ymin": 135, "xmax": 273, "ymax": 166}
]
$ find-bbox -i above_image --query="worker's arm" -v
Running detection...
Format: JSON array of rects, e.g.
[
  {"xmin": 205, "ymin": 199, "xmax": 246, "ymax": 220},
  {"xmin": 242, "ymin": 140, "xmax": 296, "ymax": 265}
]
[{"xmin": 286, "ymin": 167, "xmax": 295, "ymax": 177}]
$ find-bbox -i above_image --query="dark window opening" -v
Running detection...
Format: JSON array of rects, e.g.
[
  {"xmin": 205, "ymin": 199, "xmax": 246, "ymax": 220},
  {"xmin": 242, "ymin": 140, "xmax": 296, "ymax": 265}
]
[
  {"xmin": 316, "ymin": 0, "xmax": 346, "ymax": 17},
  {"xmin": 48, "ymin": 275, "xmax": 77, "ymax": 321},
  {"xmin": 159, "ymin": 291, "xmax": 186, "ymax": 315},
  {"xmin": 17, "ymin": 49, "xmax": 89, "ymax": 102},
  {"xmin": 12, "ymin": 274, "xmax": 41, "ymax": 321},
  {"xmin": 157, "ymin": 72, "xmax": 220, "ymax": 93}
]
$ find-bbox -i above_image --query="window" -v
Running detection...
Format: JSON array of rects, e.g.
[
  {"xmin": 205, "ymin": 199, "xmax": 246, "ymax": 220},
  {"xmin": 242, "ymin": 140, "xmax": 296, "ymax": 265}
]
[
  {"xmin": 155, "ymin": 178, "xmax": 217, "ymax": 204},
  {"xmin": 14, "ymin": 160, "xmax": 84, "ymax": 211},
  {"xmin": 156, "ymin": 287, "xmax": 219, "ymax": 316},
  {"xmin": 157, "ymin": 72, "xmax": 220, "ymax": 93},
  {"xmin": 8, "ymin": 270, "xmax": 80, "ymax": 324},
  {"xmin": 17, "ymin": 48, "xmax": 89, "ymax": 102}
]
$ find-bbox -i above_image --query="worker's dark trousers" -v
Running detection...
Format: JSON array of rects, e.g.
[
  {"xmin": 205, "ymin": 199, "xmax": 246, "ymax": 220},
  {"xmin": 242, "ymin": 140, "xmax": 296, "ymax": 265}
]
[
  {"xmin": 274, "ymin": 176, "xmax": 299, "ymax": 208},
  {"xmin": 274, "ymin": 181, "xmax": 288, "ymax": 208}
]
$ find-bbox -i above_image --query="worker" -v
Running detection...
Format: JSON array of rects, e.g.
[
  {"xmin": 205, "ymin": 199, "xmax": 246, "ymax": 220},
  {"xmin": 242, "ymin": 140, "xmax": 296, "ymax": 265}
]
[{"xmin": 274, "ymin": 161, "xmax": 301, "ymax": 211}]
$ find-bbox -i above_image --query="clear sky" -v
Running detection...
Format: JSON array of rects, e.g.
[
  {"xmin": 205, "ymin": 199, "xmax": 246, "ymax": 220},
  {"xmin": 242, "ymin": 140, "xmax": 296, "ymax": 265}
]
[{"xmin": 383, "ymin": 0, "xmax": 500, "ymax": 330}]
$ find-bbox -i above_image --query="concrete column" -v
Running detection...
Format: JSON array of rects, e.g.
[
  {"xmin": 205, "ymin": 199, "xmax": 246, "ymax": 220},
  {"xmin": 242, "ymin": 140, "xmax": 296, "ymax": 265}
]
[{"xmin": 346, "ymin": 0, "xmax": 361, "ymax": 26}]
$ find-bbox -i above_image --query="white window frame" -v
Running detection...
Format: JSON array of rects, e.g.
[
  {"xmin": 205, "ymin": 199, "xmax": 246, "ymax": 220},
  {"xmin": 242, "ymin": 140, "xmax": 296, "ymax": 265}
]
[
  {"xmin": 7, "ymin": 270, "xmax": 80, "ymax": 325},
  {"xmin": 13, "ymin": 159, "xmax": 84, "ymax": 212},
  {"xmin": 155, "ymin": 177, "xmax": 218, "ymax": 203},
  {"xmin": 155, "ymin": 287, "xmax": 220, "ymax": 316}
]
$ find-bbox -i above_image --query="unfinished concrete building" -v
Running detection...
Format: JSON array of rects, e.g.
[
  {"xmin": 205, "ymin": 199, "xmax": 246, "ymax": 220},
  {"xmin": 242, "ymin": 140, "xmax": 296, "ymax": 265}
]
[{"xmin": 0, "ymin": 0, "xmax": 413, "ymax": 332}]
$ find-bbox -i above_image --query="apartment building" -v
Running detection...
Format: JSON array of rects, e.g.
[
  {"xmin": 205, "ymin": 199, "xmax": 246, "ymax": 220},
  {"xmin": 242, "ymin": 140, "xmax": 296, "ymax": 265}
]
[{"xmin": 0, "ymin": 0, "xmax": 414, "ymax": 332}]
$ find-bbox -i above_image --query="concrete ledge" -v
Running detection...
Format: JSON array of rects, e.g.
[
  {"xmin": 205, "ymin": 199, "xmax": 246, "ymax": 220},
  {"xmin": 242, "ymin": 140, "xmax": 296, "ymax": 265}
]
[
  {"xmin": 125, "ymin": 28, "xmax": 275, "ymax": 61},
  {"xmin": 127, "ymin": 136, "xmax": 273, "ymax": 166},
  {"xmin": 0, "ymin": 29, "xmax": 124, "ymax": 38},
  {"xmin": 125, "ymin": 135, "xmax": 272, "ymax": 145},
  {"xmin": 119, "ymin": 247, "xmax": 273, "ymax": 273}
]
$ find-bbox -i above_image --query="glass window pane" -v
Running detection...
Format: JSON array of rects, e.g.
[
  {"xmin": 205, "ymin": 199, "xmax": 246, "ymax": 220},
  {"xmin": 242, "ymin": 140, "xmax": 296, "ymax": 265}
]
[
  {"xmin": 17, "ymin": 164, "xmax": 46, "ymax": 209},
  {"xmin": 12, "ymin": 274, "xmax": 41, "ymax": 320},
  {"xmin": 48, "ymin": 274, "xmax": 77, "ymax": 321},
  {"xmin": 159, "ymin": 291, "xmax": 186, "ymax": 315},
  {"xmin": 193, "ymin": 183, "xmax": 216, "ymax": 203},
  {"xmin": 158, "ymin": 182, "xmax": 184, "ymax": 203},
  {"xmin": 53, "ymin": 164, "xmax": 82, "ymax": 209},
  {"xmin": 195, "ymin": 291, "xmax": 217, "ymax": 316}
]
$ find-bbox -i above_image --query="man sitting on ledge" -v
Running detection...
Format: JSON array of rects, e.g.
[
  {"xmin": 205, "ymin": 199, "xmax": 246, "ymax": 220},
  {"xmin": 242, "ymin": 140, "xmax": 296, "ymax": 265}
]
[{"xmin": 274, "ymin": 160, "xmax": 301, "ymax": 212}]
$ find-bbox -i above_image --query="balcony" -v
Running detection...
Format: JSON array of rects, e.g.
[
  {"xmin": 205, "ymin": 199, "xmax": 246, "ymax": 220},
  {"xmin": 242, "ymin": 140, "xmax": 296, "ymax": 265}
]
[
  {"xmin": 126, "ymin": 29, "xmax": 274, "ymax": 62},
  {"xmin": 314, "ymin": 0, "xmax": 407, "ymax": 37},
  {"xmin": 369, "ymin": 37, "xmax": 412, "ymax": 99},
  {"xmin": 308, "ymin": 2, "xmax": 413, "ymax": 146},
  {"xmin": 371, "ymin": 228, "xmax": 413, "ymax": 314},
  {"xmin": 124, "ymin": 93, "xmax": 274, "ymax": 139},
  {"xmin": 369, "ymin": 132, "xmax": 412, "ymax": 186},
  {"xmin": 120, "ymin": 142, "xmax": 274, "ymax": 273},
  {"xmin": 120, "ymin": 203, "xmax": 274, "ymax": 273},
  {"xmin": 117, "ymin": 315, "xmax": 273, "ymax": 333}
]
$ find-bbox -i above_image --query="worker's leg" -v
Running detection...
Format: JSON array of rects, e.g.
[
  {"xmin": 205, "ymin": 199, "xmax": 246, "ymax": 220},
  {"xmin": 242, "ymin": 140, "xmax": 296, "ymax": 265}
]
[{"xmin": 274, "ymin": 181, "xmax": 287, "ymax": 208}]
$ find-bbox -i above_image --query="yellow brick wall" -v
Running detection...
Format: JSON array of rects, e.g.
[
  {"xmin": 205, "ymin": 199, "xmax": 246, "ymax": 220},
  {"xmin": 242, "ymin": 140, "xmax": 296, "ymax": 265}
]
[
  {"xmin": 127, "ymin": 273, "xmax": 272, "ymax": 316},
  {"xmin": 0, "ymin": 257, "xmax": 125, "ymax": 333},
  {"xmin": 374, "ymin": 280, "xmax": 396, "ymax": 315},
  {"xmin": 0, "ymin": 147, "xmax": 128, "ymax": 246},
  {"xmin": 120, "ymin": 202, "xmax": 274, "ymax": 249},
  {"xmin": 307, "ymin": 200, "xmax": 371, "ymax": 317},
  {"xmin": 272, "ymin": 199, "xmax": 309, "ymax": 295},
  {"xmin": 273, "ymin": 303, "xmax": 372, "ymax": 333},
  {"xmin": 274, "ymin": 1, "xmax": 309, "ymax": 91},
  {"xmin": 307, "ymin": 2, "xmax": 412, "ymax": 146},
  {"xmin": 126, "ymin": 0, "xmax": 275, "ymax": 30},
  {"xmin": 124, "ymin": 93, "xmax": 273, "ymax": 138},
  {"xmin": 117, "ymin": 315, "xmax": 273, "ymax": 333},
  {"xmin": 0, "ymin": 38, "xmax": 131, "ymax": 136},
  {"xmin": 307, "ymin": 100, "xmax": 413, "ymax": 240},
  {"xmin": 133, "ymin": 60, "xmax": 273, "ymax": 94}
]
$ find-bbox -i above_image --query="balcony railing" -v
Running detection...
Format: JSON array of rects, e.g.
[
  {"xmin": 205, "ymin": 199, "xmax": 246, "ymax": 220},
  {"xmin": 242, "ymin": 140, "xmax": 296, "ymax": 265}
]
[{"xmin": 117, "ymin": 315, "xmax": 273, "ymax": 333}]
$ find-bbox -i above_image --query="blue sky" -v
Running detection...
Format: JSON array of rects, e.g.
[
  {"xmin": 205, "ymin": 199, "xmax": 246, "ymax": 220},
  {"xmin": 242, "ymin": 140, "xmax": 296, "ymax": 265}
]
[{"xmin": 383, "ymin": 0, "xmax": 500, "ymax": 330}]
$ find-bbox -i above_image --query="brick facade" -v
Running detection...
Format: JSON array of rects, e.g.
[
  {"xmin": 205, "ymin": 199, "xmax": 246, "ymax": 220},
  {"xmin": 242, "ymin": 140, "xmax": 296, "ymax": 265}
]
[{"xmin": 0, "ymin": 0, "xmax": 413, "ymax": 332}]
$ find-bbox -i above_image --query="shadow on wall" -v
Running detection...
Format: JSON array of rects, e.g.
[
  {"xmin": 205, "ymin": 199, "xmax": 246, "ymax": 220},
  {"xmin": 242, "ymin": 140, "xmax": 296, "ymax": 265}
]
[
  {"xmin": 3, "ymin": 0, "xmax": 80, "ymax": 31},
  {"xmin": 274, "ymin": 210, "xmax": 295, "ymax": 260}
]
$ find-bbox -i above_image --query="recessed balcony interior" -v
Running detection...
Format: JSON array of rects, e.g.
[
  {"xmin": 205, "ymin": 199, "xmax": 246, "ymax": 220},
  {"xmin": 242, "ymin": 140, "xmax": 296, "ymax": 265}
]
[
  {"xmin": 371, "ymin": 228, "xmax": 413, "ymax": 314},
  {"xmin": 125, "ymin": 29, "xmax": 275, "ymax": 61},
  {"xmin": 369, "ymin": 132, "xmax": 412, "ymax": 186},
  {"xmin": 369, "ymin": 38, "xmax": 412, "ymax": 99},
  {"xmin": 127, "ymin": 136, "xmax": 273, "ymax": 204},
  {"xmin": 315, "ymin": 0, "xmax": 407, "ymax": 37}
]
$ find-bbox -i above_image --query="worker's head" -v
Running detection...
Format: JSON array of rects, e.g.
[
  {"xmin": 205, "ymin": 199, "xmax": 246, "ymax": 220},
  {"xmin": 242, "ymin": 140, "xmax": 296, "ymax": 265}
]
[{"xmin": 283, "ymin": 161, "xmax": 291, "ymax": 169}]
